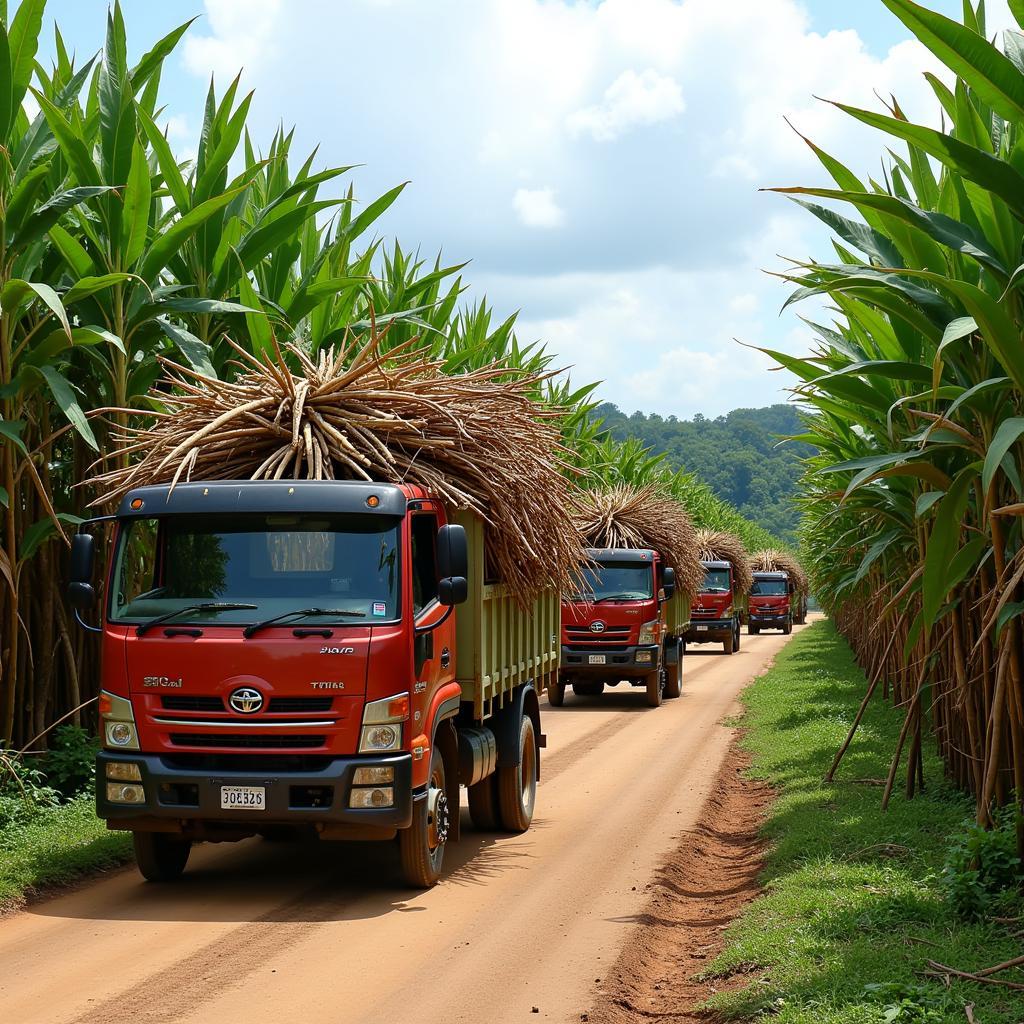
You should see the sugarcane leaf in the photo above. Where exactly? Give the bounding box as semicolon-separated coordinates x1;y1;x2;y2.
996;600;1024;635
129;16;196;93
922;469;974;628
122;139;152;268
33;365;97;450
788;198;904;267
19;513;84;561
0;20;13;145
63;273;135;306
31;89;100;187
853;530;900;585
8;0;43;115
236;269;273;357
0;419;27;455
882;0;1024;124
135;103;190;213
0;487;7;509
915;491;944;518
13;185;116;251
49;223;97;279
138;187;243;282
982;417;1024;492
343;182;407;242
24;325;125;366
157;319;217;379
150;297;256;315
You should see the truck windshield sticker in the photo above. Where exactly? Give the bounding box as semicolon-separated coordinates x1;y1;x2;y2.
372;602;387;617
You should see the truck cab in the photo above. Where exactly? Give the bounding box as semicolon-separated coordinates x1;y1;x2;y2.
68;479;552;888
684;559;742;655
555;548;684;708
748;570;794;634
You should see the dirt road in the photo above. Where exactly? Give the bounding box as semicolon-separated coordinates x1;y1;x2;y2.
0;625;806;1024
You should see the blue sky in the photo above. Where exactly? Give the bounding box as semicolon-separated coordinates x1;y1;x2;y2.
26;1;1015;417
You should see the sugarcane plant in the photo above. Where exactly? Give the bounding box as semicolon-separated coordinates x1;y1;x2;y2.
765;0;1024;839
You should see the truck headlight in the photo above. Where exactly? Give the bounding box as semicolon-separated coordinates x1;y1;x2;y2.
638;619;659;645
349;787;394;808
99;690;139;750
359;693;408;753
106;783;145;804
106;762;142;782
635;650;653;664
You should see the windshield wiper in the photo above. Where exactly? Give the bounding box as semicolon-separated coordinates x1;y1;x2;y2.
136;602;258;637
243;606;366;639
595;593;647;602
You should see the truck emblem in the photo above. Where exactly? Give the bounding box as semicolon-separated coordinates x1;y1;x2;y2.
229;687;264;714
142;676;183;688
320;646;355;655
590;621;606;633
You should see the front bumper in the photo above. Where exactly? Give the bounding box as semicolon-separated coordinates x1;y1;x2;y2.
750;611;790;625
685;618;733;641
96;750;413;829
560;643;658;675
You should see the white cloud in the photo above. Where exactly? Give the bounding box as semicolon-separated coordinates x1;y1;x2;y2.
513;187;566;229
568;69;685;142
178;0;964;418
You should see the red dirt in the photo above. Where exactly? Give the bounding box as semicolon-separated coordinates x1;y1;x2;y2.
588;740;774;1023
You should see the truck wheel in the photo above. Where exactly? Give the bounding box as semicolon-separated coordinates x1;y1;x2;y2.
497;714;538;833
645;667;664;707
399;746;449;888
749;624;760;635
467;773;499;831
133;831;191;882
548;678;566;707
572;680;604;697
724;630;735;655
783;617;792;636
664;643;682;699
734;623;741;651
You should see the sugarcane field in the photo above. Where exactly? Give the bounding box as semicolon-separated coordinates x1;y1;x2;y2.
2;1;1024;1022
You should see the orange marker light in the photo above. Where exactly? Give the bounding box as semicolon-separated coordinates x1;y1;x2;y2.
98;693;112;715
366;495;380;508
129;498;144;510
388;694;410;721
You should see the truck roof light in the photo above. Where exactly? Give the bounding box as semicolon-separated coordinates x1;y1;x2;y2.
130;498;144;510
366;495;380;508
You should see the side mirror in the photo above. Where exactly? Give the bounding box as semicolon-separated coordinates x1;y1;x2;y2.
437;524;468;580
438;576;468;606
67;533;97;611
661;566;676;600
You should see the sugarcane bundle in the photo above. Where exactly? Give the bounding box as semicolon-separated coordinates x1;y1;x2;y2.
87;332;587;605
695;528;753;595
572;484;704;597
750;548;808;596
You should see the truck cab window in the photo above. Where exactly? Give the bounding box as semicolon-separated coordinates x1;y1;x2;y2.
411;514;439;615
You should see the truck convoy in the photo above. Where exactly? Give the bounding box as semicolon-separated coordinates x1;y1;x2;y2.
683;530;753;655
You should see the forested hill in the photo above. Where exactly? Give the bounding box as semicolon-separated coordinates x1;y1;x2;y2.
593;403;814;543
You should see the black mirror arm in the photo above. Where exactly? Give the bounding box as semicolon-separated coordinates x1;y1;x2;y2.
415;603;455;636
74;608;103;634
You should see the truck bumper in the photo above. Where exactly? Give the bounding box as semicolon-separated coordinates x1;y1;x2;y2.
560;644;659;675
750;613;790;627
684;619;733;642
96;750;414;830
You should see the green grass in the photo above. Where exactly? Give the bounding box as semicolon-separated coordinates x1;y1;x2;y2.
0;795;131;911
707;620;1024;1024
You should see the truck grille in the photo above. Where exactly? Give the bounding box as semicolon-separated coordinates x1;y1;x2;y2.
161;696;334;713
168;733;327;749
565;626;631;646
161;753;333;772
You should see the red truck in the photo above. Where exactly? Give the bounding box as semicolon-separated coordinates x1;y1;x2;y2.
748;570;804;634
67;479;558;888
554;547;689;708
683;559;744;655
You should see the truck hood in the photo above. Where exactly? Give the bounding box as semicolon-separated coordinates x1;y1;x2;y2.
693;592;732;615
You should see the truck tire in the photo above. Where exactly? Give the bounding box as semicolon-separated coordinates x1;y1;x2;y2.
724;630;735;655
664;642;682;699
467;773;499;831
783;617;792;636
645;667;664;707
399;745;449;887
734;622;741;651
572;680;604;697
749;623;760;635
547;678;566;707
496;714;538;833
133;831;191;882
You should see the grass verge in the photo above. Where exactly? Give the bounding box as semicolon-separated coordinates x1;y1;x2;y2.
0;795;131;912
707;620;1023;1024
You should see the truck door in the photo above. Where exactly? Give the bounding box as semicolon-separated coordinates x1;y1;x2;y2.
410;509;458;763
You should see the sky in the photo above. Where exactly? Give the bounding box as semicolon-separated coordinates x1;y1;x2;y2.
30;0;1017;417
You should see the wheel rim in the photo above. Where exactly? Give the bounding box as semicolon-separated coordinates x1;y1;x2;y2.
426;762;448;853
520;722;537;818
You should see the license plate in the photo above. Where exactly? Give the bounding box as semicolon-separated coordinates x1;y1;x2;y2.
696;625;709;631
220;785;266;811
588;654;606;665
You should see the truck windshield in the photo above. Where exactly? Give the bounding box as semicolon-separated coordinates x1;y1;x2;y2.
701;568;731;593
751;579;788;596
574;561;654;602
110;512;401;626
